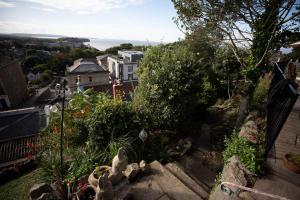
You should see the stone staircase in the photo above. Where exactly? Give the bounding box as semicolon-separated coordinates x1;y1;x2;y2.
130;160;214;200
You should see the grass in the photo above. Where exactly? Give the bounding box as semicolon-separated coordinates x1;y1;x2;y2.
0;168;45;200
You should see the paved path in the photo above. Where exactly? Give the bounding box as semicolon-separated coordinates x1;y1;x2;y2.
251;94;300;200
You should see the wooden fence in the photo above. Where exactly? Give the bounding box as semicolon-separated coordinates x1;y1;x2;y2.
0;134;42;164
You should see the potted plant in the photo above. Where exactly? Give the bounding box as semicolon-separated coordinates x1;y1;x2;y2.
283;153;300;174
88;166;111;187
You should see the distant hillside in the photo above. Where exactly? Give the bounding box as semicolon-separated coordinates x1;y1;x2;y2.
7;33;66;38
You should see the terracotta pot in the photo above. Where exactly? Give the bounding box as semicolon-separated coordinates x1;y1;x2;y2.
283;154;300;174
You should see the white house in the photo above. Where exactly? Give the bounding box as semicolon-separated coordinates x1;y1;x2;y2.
107;50;143;82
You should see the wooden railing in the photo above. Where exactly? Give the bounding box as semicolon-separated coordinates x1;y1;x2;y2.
0;134;42;164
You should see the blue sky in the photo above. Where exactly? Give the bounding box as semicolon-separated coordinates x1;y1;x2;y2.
0;0;184;42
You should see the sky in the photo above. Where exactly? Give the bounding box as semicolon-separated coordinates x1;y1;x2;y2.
0;0;184;42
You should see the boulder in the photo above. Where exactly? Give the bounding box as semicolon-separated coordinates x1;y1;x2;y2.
36;192;56;200
124;163;140;180
239;120;258;143
30;183;53;200
210;156;249;200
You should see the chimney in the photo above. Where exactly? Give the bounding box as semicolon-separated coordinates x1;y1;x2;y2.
113;83;123;100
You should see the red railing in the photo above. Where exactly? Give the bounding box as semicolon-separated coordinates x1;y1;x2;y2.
0;134;42;164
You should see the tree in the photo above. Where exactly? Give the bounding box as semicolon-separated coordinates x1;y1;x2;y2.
172;0;300;83
133;44;216;129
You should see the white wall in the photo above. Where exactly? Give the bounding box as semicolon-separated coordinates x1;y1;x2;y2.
123;63;138;81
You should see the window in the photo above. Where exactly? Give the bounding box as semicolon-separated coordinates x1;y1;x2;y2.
128;65;133;72
128;74;133;80
89;76;92;82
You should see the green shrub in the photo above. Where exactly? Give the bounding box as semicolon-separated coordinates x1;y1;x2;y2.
99;134;136;165
87;98;145;149
223;132;264;174
133;44;216;130
252;75;270;106
39;149;68;182
66;142;100;182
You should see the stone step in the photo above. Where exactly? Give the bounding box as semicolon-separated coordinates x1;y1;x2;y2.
165;162;209;200
149;160;203;200
179;152;217;190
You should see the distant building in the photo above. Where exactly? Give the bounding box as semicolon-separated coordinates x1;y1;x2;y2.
96;55;110;70
66;58;109;93
107;50;143;82
0;56;29;109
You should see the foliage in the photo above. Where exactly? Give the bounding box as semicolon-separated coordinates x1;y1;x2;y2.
172;0;300;85
99;134;136;165
0;169;45;200
223;132;264;174
252;74;271;107
22;56;44;72
39;149;68;182
66;142;100;182
143;131;175;164
87;96;145;149
133;44;216;129
211;46;243;98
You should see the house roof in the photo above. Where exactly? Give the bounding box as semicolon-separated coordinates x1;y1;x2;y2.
0;107;44;140
96;54;110;60
67;58;107;73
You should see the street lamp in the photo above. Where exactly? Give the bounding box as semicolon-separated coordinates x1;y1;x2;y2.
60;79;66;178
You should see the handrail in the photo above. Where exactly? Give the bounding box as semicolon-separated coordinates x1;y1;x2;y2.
220;182;291;200
271;61;299;95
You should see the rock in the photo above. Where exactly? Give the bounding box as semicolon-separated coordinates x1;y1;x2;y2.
238;191;256;200
36;192;56;200
50;182;65;199
114;185;132;200
109;148;127;185
95;173;113;200
210;156;249;200
89;166;111;187
139;160;146;168
239;120;259;143
221;156;248;187
139;160;150;174
124;163;140;180
30;183;53;200
166;137;192;157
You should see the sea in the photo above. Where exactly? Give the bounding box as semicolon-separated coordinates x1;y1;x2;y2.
85;38;160;51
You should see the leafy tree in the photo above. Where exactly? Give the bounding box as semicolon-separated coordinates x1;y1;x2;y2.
22;56;43;72
172;0;300;85
133;44;216;130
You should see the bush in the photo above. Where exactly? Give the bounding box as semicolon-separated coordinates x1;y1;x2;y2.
39;149;68;182
99;134;136;165
87;97;145;149
252;74;271;107
133;44;216;130
66;142;100;182
223;132;264;174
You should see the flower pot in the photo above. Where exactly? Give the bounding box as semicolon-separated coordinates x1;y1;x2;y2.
283;154;300;174
88;166;111;187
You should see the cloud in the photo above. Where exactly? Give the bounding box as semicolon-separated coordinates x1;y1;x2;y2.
0;1;16;8
30;6;55;12
26;0;144;15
